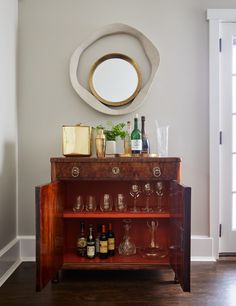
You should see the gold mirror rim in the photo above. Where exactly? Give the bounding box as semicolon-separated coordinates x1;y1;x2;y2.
88;53;142;107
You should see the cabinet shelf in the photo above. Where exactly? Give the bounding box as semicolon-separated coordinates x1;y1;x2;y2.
63;249;169;270
63;211;171;219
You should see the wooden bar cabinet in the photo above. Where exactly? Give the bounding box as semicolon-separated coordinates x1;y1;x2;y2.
35;157;191;292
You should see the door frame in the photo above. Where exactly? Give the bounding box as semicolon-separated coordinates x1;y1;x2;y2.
207;9;236;260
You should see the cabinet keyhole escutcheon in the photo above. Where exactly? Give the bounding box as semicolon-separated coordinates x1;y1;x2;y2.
153;166;161;178
71;166;80;177
112;166;120;175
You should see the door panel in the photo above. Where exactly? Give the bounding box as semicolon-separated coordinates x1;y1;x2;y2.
169;181;191;292
220;23;236;253
35;181;64;291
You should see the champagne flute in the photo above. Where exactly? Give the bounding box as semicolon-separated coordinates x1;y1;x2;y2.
142;182;153;212
129;183;141;212
155;182;164;212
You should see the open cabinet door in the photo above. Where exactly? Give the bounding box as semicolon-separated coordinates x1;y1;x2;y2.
35;181;64;291
169;181;191;292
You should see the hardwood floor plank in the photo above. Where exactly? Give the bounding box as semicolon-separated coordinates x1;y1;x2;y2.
0;262;236;306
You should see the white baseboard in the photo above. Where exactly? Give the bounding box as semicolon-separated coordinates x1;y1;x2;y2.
18;235;215;261
191;235;215;260
0;238;21;287
0;234;215;287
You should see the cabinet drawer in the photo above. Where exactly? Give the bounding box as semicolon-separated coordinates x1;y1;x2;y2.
51;158;180;181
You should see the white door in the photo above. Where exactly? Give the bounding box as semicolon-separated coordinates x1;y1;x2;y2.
220;23;236;253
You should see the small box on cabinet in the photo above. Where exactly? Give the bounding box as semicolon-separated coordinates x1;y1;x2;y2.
62;125;92;156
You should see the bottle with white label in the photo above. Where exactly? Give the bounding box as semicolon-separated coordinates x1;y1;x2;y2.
86;224;96;259
131;114;142;155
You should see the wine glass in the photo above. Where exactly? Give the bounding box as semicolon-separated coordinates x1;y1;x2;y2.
129;183;141;212
142;182;153;212
155;182;164;212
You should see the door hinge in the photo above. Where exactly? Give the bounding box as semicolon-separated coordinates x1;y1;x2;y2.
219;131;222;145
219;224;222;237
219;38;222;52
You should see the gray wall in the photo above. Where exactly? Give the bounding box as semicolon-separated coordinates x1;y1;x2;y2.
0;0;18;249
18;0;236;236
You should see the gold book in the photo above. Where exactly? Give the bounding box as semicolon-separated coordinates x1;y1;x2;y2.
62;125;92;156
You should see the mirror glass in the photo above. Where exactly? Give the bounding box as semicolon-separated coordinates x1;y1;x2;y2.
89;54;142;106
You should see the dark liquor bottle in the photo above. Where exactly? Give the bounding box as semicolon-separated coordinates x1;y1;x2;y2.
76;222;87;257
141;116;150;154
107;223;115;256
131;114;142;155
95;223;102;255
86;224;96;259
99;224;108;259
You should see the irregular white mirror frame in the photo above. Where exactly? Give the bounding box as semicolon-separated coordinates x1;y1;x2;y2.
70;23;160;116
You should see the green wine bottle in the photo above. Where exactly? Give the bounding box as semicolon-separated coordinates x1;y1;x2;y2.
131;114;142;155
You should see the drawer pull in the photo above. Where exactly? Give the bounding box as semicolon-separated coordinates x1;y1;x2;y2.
153;166;161;178
112;167;120;175
71;166;80;177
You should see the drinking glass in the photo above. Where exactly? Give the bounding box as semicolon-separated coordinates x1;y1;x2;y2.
155;182;164;212
129;183;141;212
100;194;113;211
142;182;153;212
85;195;97;212
155;124;169;157
73;195;84;212
115;193;127;212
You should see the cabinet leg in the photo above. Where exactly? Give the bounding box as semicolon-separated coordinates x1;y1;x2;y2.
52;271;61;284
174;273;179;284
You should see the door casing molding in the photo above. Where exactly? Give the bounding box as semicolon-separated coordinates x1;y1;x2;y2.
207;9;236;259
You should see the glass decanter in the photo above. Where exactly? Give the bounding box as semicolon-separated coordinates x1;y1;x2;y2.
142;182;153;212
141;220;160;257
129;183;141;212
118;219;136;256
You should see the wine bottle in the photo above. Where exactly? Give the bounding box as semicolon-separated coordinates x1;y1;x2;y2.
141;116;150;154
107;223;115;256
76;222;87;257
86;224;96;259
95;223;102;255
99;224;108;259
131;114;142;155
124;121;132;155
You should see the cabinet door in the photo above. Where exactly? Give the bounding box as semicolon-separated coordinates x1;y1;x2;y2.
169;181;191;292
35;181;64;291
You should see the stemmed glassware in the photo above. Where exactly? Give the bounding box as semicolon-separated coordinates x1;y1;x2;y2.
142;183;153;212
129;183;141;212
118;219;136;256
155;182;164;212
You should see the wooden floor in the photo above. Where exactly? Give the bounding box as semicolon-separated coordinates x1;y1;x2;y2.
0;261;236;306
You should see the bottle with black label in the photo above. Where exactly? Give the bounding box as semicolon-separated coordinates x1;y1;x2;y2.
99;224;108;259
141;116;150;154
131;114;142;155
95;223;102;255
86;224;96;259
76;221;87;257
107;223;115;256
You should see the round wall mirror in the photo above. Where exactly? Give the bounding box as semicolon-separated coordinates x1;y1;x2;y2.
88;53;142;107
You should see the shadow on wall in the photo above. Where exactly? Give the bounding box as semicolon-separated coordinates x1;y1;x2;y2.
0;141;17;250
